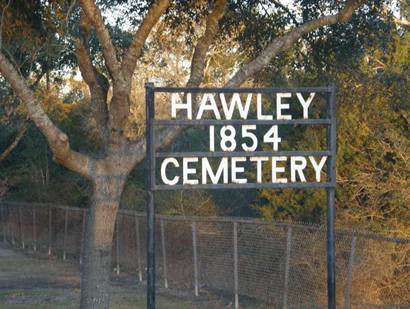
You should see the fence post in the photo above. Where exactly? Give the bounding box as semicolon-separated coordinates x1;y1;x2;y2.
11;207;15;246
19;207;25;249
160;219;168;288
115;217;120;275
344;236;357;309
48;206;52;256
282;226;292;309
192;221;199;296
1;206;6;243
233;222;239;309
32;205;37;251
63;209;68;260
80;209;86;264
135;215;143;282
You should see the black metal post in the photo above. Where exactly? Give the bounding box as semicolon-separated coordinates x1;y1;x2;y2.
326;86;337;309
233;222;239;309
146;82;156;309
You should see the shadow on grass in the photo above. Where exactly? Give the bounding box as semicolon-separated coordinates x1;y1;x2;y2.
0;246;216;309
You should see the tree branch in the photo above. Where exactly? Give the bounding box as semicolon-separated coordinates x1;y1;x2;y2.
128;0;364;164
75;13;109;145
121;0;171;81
338;0;365;23
186;0;226;88
270;0;299;26
0;0;11;49
0;69;47;161
0;120;29;162
0;51;93;179
78;0;121;80
128;0;227;161
226;0;364;87
394;17;410;27
31;69;45;88
107;0;171;139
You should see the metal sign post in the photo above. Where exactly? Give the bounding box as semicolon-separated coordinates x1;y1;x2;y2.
145;83;156;309
145;84;337;309
327;86;337;309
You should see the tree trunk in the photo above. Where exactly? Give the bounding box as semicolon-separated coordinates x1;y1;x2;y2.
80;174;125;309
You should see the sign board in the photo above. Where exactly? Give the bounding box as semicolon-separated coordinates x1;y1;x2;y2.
145;85;337;309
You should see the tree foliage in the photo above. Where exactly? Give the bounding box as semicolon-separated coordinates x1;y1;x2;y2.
254;21;410;237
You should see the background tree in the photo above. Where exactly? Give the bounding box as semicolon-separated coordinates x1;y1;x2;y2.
254;2;409;237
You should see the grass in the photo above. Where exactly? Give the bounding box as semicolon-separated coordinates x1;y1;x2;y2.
0;288;195;309
0;248;200;308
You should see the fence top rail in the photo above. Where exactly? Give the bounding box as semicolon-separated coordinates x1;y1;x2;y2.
119;207;322;228
1;201;410;244
0;201;85;212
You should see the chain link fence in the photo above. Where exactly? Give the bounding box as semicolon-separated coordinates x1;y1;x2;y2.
0;201;409;308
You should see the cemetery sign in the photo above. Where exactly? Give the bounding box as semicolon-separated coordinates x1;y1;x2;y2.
145;84;337;309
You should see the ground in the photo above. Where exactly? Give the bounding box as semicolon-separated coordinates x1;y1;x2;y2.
0;246;232;308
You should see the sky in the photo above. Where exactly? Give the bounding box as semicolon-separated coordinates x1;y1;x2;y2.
101;0;404;36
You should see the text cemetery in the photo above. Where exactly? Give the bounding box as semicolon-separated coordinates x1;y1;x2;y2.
160;91;328;186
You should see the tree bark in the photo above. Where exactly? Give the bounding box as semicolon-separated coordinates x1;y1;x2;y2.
80;174;126;309
0;51;92;179
75;15;110;146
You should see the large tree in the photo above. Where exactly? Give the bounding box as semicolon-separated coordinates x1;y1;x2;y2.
0;0;377;307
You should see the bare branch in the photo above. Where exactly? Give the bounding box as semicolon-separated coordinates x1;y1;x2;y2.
187;0;226;88
0;70;45;162
0;51;93;179
226;0;364;87
381;0;410;27
121;0;171;81
107;0;171;138
128;0;227;161
31;70;45;88
0;0;11;49
270;0;299;26
338;0;365;23
394;18;410;27
66;0;78;30
75;13;109;144
0;120;29;162
78;0;121;80
76;13;95;84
